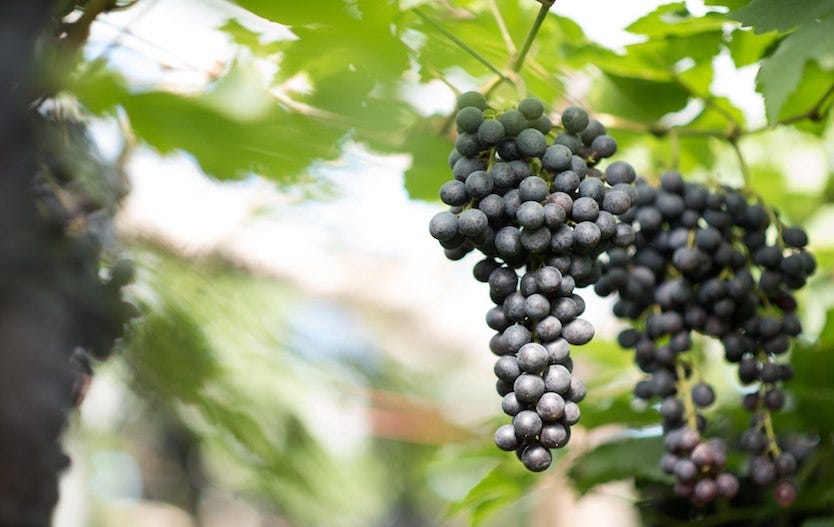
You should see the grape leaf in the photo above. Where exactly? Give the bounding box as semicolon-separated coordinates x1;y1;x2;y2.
705;0;749;8
589;74;689;122
568;436;668;494
447;457;539;526
730;0;834;33
72;68;344;182
726;28;781;67
754;13;834;121
627;2;727;37
686;96;746;131
790;309;834;436
218;18;287;57
232;0;351;27
403;132;454;201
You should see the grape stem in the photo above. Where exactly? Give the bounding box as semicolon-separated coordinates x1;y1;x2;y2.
675;361;699;431
512;0;554;73
728;139;751;188
762;407;782;457
482;0;554;98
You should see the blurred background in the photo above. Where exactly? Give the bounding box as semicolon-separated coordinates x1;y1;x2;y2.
46;0;834;526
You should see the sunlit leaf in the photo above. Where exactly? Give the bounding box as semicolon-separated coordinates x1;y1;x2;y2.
589;73;689;123
403;131;454;201
726;28;781;67
569;436;668;494
448;457;539;526
218;18;289;57
754;12;834;121
730;0;834;33
627;2;727;37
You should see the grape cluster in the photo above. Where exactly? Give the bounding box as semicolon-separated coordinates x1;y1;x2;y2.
430;91;637;470
598;173;814;505
0;13;136;519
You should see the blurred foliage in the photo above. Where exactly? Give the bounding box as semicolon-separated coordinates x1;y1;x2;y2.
59;0;834;526
119;247;466;526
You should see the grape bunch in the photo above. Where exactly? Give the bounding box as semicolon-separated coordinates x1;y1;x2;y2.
429;91;637;470
597;173;815;505
0;26;136;522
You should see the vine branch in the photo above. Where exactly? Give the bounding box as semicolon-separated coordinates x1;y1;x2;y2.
729;139;751;189
487;0;516;57
512;0;554;73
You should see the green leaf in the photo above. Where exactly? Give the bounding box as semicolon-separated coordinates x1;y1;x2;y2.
448;457;539;526
791;309;834;436
730;0;834;33
409;4;513;83
678;136;718;173
233;0;353;27
580;30;723;90
705;0;750;9
218;18;287;56
125;91;342;181
726;28;781;67
241;0;408;87
589;73;690;122
403;132;454;201
201;61;276;121
127;301;218;401
686;96;746;131
755;11;834;121
774;61;834;133
571;45;673;82
627;2;727;37
803;518;834;527
578;396;659;429
568;435;668;494
72;68;345;182
676;59;714;95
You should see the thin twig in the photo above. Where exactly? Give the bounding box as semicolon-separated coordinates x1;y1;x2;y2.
412;7;510;81
511;0;554;73
487;0;516;56
746;81;834;135
729;139;752;188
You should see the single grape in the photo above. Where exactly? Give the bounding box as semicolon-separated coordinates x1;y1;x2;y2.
540;422;570;448
477;119;505;147
536;392;566;421
457;91;488;111
514;374;546;403
518;98;545;120
518;342;549;373
542;144;573;172
498;109;527;137
561;106;590;135
513;409;543;439
516;128;547;158
429;211;458;241
520;443;552;471
456;106;484;133
494;424;520;451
